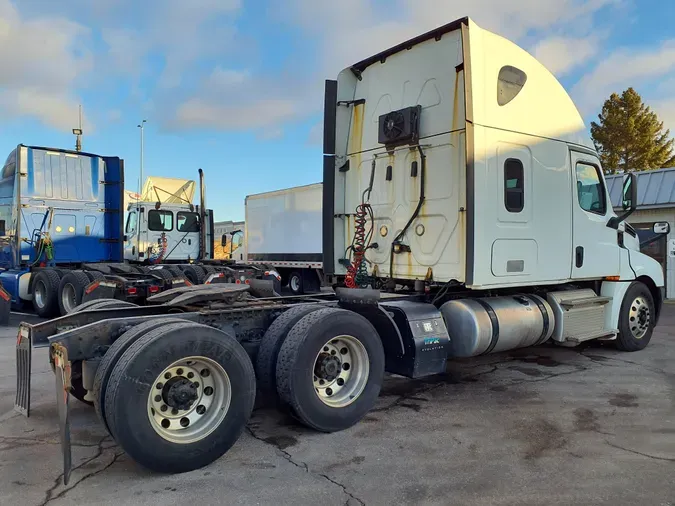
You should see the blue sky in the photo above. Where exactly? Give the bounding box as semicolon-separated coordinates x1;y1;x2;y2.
1;0;674;221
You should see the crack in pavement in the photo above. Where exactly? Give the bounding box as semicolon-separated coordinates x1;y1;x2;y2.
247;426;366;505
605;441;675;462
38;435;121;506
579;350;668;375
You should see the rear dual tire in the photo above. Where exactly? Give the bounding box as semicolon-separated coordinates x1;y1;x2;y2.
275;308;385;432
99;321;255;473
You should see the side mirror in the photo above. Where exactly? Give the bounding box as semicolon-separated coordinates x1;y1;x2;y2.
221;234;227;247
621;173;638;212
653;222;670;235
608;172;638;229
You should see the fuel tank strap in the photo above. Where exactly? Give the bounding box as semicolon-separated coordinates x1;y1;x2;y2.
521;295;551;345
472;298;499;355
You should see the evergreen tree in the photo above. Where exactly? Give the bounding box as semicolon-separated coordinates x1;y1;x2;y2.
590;87;675;174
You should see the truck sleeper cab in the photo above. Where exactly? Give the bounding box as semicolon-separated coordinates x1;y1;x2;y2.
13;17;669;484
0;145;177;318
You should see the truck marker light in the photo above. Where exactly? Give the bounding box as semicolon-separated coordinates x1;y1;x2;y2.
0;288;10;302
605;276;620;281
84;282;100;295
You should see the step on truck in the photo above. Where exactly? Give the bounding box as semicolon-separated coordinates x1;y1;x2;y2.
245;183;324;295
15;17;670;483
0;146;184;319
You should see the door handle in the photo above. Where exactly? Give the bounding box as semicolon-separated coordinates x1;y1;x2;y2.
575;246;584;268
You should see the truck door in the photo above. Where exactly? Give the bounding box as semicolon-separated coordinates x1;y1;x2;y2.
124;209;139;261
145;209;173;261
570;151;620;279
174;211;201;260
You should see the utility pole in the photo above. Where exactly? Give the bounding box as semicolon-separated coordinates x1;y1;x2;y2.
72;105;83;152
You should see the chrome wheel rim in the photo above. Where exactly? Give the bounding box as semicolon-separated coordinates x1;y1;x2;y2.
147;356;231;443
290;276;300;292
34;280;47;308
62;283;77;313
629;296;650;339
313;335;369;408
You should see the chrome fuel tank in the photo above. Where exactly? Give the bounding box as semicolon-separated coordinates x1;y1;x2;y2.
440;295;554;358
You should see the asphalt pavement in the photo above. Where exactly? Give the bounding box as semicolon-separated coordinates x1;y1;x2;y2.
1;308;674;505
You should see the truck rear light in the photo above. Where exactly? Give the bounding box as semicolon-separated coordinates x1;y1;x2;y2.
127;287;138;296
85;281;100;295
148;285;160;294
235;279;241;284
245;279;250;284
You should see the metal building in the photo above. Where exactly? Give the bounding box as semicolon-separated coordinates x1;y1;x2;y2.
606;168;675;299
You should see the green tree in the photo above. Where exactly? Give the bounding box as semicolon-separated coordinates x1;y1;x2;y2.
590;87;675;174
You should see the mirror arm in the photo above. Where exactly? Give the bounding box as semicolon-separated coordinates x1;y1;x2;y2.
607;206;636;230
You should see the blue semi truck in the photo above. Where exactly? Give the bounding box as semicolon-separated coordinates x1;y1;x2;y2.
0;145;279;319
0;145;184;318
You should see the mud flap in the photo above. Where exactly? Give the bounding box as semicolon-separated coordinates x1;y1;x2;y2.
14;326;31;416
0;285;10;325
82;280;119;304
52;344;73;486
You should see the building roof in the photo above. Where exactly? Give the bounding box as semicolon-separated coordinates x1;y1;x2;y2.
606;167;675;209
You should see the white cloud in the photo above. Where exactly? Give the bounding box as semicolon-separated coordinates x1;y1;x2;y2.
571;40;675;114
175;97;298;130
533;36;600;76
0;0;92;130
652;99;675;138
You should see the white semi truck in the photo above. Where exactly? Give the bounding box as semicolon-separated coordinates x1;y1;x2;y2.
245;183;323;294
15;17;669;483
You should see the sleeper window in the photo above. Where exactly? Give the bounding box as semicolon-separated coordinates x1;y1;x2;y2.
575;163;606;215
177;212;200;232
498;66;527;106
147;210;173;231
504;159;524;213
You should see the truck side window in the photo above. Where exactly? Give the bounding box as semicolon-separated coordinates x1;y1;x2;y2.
504;158;524;213
125;211;137;234
575;162;606;215
148;210;173;231
177;212;200;232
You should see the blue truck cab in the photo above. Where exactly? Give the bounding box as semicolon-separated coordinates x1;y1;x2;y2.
0;145;125;315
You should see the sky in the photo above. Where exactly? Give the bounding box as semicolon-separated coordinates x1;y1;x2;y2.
1;0;674;222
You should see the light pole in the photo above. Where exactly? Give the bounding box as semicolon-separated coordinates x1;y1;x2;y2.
137;120;147;200
137;119;146;260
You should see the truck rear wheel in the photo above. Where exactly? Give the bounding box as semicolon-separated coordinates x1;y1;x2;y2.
104;322;255;473
182;265;206;285
616;281;656;352
151;268;174;282
32;269;62;318
167;266;184;278
275;308;384;432
256;304;323;402
58;270;92;315
288;271;304;295
93;318;187;432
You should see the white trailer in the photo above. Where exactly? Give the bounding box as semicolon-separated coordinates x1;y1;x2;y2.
245;183;323;294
